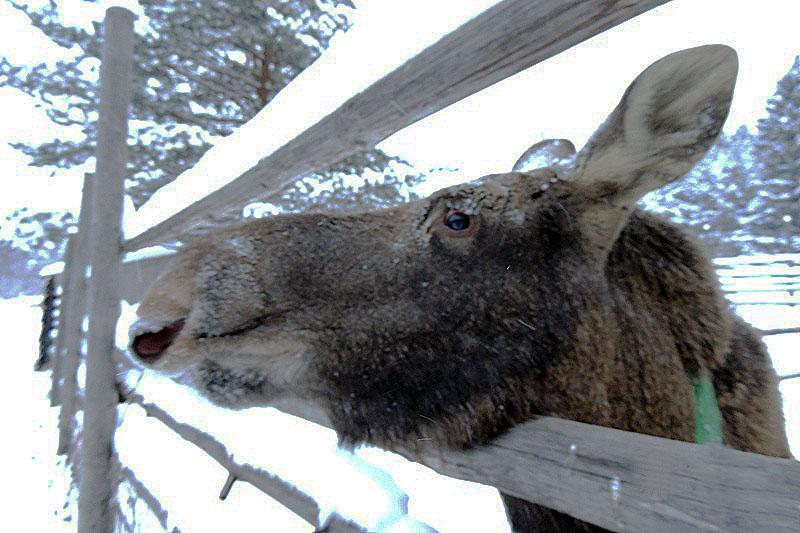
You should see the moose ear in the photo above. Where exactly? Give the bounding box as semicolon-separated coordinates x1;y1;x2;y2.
573;44;738;260
512;139;576;172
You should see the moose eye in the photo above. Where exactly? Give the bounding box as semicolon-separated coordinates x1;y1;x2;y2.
435;209;478;238
445;211;470;231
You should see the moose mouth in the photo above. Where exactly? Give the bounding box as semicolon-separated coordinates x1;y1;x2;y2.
131;315;273;362
131;319;185;362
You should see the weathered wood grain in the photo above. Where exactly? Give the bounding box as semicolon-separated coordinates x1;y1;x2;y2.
271;400;800;533
122;0;670;252
78;8;135;533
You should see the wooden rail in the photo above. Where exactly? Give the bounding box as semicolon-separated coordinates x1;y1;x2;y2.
122;0;670;252
268;398;800;533
118;466;171;531
761;327;800;336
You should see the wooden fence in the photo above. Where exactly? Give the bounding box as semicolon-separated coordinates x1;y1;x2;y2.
42;2;800;532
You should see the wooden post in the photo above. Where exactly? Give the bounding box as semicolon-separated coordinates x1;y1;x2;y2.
78;8;135;533
56;174;94;455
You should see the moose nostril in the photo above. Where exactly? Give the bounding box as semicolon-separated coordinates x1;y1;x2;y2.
132;320;185;362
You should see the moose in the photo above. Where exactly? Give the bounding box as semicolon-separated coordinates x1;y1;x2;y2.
129;45;791;531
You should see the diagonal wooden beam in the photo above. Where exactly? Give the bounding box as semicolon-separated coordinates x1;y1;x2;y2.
123;0;671;252
269;398;800;533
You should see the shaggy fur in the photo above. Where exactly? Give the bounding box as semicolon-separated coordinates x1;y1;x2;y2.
129;45;790;532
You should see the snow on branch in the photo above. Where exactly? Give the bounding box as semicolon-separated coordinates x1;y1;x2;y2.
118;465;171;530
118;387;364;533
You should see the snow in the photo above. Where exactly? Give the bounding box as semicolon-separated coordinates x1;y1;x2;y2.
123;0;504;239
10;249;800;530
1;296;76;531
114;302;508;532
121;245;176;263
36;244;176;282
609;476;621;503
122;1;800;240
40;262;65;276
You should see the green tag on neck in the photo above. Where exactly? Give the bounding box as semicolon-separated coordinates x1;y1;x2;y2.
689;367;724;445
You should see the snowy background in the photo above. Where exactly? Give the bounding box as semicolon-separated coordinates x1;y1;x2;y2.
1;0;798;531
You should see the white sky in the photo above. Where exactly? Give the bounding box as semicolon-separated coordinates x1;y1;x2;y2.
1;0;799;237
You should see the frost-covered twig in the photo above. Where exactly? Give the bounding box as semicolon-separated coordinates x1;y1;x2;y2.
118;386;363;532
118;465;171;530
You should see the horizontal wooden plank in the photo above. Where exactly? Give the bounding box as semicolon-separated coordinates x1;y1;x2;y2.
719;271;800;279
728;301;800;306
761;327;800;336
122;0;670;252
723;285;800;297
714;255;800;266
723;287;800;293
271;399;800;533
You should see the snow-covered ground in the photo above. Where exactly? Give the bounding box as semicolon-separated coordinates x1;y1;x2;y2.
2;296;76;532
7;255;799;531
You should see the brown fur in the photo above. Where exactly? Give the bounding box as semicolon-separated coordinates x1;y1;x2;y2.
129;46;790;532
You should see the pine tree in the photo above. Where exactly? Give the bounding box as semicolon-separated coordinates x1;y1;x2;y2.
645;58;800;258
0;209;75;297
752;55;800;252
0;240;40;297
642;127;760;257
0;0;424;295
1;0;420;208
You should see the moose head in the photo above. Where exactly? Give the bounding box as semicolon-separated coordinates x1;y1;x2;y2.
130;45;742;450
